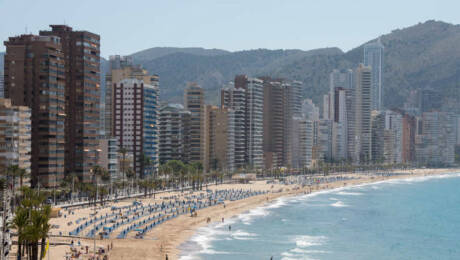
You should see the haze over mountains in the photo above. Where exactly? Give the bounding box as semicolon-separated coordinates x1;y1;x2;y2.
2;20;460;108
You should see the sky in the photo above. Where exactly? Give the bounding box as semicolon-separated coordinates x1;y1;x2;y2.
1;0;460;58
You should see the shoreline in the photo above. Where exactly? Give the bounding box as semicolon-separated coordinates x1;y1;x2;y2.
42;168;460;260
171;168;460;260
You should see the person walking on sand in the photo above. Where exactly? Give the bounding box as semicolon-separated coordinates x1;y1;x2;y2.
229;225;231;231
222;217;224;223
166;254;169;260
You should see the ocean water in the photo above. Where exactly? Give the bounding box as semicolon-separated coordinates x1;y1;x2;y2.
179;172;460;260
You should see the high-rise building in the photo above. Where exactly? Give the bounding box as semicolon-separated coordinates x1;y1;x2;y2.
222;76;264;170
415;112;456;166
158;104;191;165
143;76;160;175
204;105;235;172
344;88;356;161
354;64;372;163
371;111;385;163
363;39;384;111
291;116;313;169
329;69;353;120
234;75;264;169
262;79;289;168
40;25;101;183
112;78;159;178
105;55;155;136
4;34;65;187
384;110;403;163
184;83;205;166
401;113;416;163
221;83;246;169
0;70;4;98
316;119;333;162
261;77;303;168
0;98;31;179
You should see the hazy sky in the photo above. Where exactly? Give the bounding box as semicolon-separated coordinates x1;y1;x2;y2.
1;0;459;58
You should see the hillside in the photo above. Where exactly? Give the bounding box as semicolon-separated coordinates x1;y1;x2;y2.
133;47;343;104
129;20;460;107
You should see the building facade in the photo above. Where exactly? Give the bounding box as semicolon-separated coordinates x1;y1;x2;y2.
415;112;456;166
354;64;372;163
158;104;191;165
184;83;205;166
4;34;65;187
0;98;31;177
40;25;101;183
112;78;159;178
363;39;384;111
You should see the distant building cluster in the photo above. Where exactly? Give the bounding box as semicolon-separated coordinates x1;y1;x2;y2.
0;27;459;189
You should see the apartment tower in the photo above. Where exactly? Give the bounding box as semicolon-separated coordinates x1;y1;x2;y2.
354;64;372;163
40;25;101;183
184;83;205;165
4;34;65;187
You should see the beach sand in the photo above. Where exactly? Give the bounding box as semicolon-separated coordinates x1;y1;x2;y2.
31;168;459;260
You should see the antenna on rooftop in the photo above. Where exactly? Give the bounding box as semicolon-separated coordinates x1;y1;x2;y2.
25;26;28;34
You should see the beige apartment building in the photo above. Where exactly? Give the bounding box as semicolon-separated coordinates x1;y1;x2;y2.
0;98;31;179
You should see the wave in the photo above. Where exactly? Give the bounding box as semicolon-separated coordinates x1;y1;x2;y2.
231;230;258;240
331;201;348;207
280;235;328;260
294;235;327;248
179;224;230;259
336;191;363;196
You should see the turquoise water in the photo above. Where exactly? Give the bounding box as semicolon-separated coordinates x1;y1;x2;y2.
179;172;460;260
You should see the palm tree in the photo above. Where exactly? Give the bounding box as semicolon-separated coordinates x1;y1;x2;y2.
17;167;28;190
142;154;153;180
12;208;28;259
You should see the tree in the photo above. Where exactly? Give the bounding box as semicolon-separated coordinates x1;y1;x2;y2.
12;187;51;260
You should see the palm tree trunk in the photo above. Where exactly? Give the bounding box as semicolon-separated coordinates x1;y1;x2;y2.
18;239;22;260
32;241;38;260
40;238;46;260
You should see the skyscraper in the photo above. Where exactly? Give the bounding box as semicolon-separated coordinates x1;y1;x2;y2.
354;64;372;163
364;39;384;111
235;75;264;169
105;55;154;136
184;83;205;165
415;112;456;166
222;76;264;170
158;104;191;165
4;34;65;187
221;83;246;169
40;25;101;183
204;105;235;172
112;78;159;178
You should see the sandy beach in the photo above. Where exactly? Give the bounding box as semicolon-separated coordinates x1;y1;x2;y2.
26;168;460;260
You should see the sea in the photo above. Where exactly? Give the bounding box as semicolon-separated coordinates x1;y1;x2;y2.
179;172;460;260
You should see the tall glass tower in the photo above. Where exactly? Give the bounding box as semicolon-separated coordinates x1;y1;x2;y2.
364;39;384;111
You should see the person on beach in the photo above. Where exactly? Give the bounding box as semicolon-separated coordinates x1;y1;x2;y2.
229;225;231;231
222;217;224;223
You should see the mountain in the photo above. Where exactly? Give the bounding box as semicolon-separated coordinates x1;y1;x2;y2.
129;20;460;108
131;47;342;104
130;47;230;65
